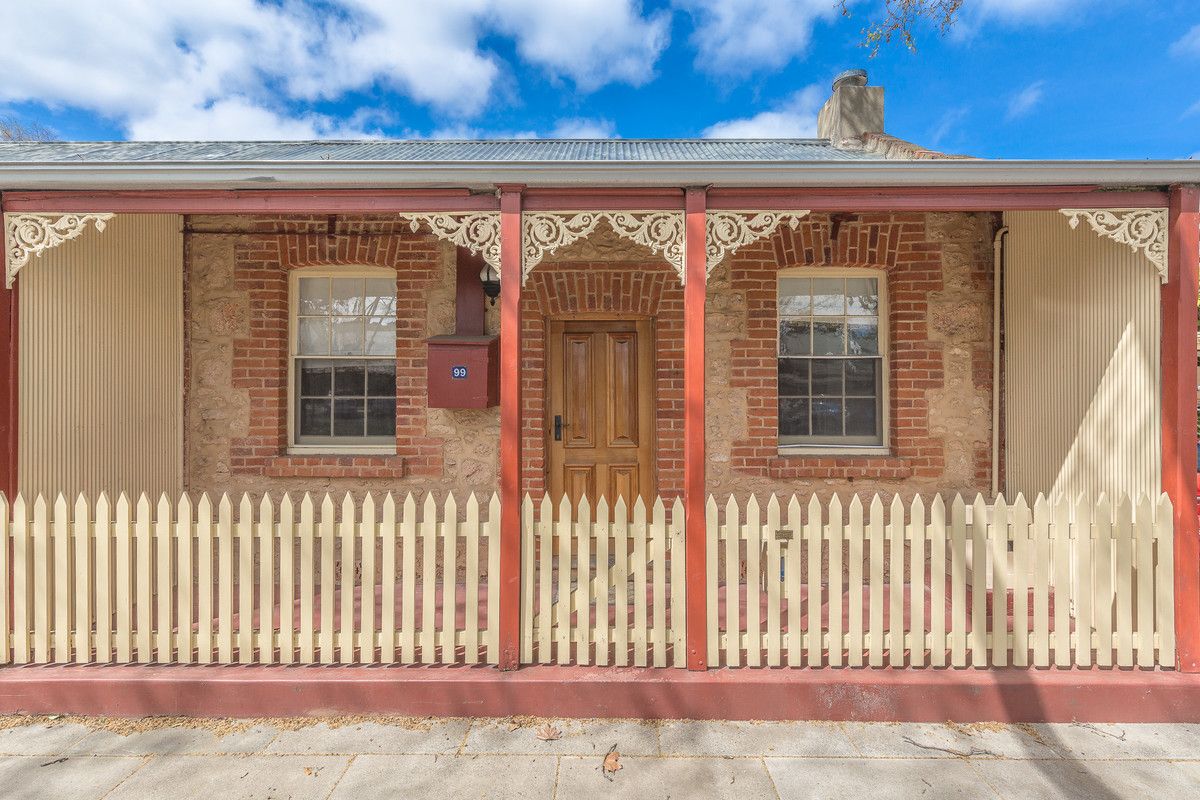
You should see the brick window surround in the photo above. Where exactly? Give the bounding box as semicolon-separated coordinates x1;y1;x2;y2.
726;212;990;484
228;217;444;480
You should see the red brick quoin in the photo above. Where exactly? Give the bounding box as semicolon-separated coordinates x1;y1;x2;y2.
520;261;684;499
228;216;444;480
725;212;990;485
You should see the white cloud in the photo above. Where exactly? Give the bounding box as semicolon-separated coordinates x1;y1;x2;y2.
0;0;664;139
1005;81;1045;121
1183;99;1200;119
490;0;669;90
675;0;843;74
928;106;970;147
702;86;822;138
548;117;618;138
429;117;617;140
1170;24;1200;58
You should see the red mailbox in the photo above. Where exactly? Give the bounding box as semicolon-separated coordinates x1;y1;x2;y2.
426;334;499;408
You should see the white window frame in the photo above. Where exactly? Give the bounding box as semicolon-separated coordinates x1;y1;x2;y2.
287;265;398;456
776;266;891;457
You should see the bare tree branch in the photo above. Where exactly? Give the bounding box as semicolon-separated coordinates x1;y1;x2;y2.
839;0;965;56
0;116;58;142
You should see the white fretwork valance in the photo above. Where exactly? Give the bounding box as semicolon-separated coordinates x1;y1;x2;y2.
705;211;811;276
1059;208;1169;282
396;212;502;273
522;211;686;284
4;212;115;287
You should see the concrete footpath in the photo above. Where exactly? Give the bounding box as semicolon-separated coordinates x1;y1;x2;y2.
0;715;1197;799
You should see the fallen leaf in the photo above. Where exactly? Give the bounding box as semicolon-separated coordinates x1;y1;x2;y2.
535;723;562;742
601;744;622;780
303;767;315;777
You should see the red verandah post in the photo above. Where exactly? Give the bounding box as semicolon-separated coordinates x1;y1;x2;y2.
0;194;15;500
684;187;708;670
1166;185;1200;672
497;185;524;670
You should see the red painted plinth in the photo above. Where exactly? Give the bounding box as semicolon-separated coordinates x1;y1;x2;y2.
1;664;1198;723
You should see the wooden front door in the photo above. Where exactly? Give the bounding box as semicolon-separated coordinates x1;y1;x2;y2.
547;318;656;504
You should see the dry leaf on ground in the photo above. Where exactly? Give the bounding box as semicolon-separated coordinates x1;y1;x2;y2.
601;744;621;780
535;723;563;741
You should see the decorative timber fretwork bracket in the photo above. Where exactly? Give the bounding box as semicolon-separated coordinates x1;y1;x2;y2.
705;211;811;277
396;212;502;274
4;212;115;288
1059;208;1169;283
522;211;686;284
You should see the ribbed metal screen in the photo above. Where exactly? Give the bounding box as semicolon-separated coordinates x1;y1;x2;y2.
17;214;183;499
1003;211;1161;500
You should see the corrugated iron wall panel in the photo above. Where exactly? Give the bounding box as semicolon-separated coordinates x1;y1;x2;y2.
1003;211;1161;500
18;214;183;499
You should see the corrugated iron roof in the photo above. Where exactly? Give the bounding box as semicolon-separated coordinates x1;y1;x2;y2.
0;139;881;163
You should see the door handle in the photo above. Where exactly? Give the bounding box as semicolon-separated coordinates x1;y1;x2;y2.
554;415;563;441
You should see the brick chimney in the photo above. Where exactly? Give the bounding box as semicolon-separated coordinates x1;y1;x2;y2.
817;69;884;146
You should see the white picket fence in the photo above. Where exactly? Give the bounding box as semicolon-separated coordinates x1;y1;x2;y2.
0;492;501;665
707;493;1175;669
0;490;1177;669
519;495;687;668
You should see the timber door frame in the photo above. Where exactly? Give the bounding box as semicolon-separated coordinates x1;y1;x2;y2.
545;315;657;504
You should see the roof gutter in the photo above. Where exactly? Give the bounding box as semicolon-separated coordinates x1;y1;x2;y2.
0;159;1197;191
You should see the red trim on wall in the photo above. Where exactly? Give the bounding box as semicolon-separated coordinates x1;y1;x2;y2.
5;664;1200;722
497;186;524;670
522;188;685;211
2;189;499;214
683;187;707;670
1165;186;1200;672
707;187;1167;212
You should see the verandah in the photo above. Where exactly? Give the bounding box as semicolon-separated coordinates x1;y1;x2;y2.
0;489;1175;670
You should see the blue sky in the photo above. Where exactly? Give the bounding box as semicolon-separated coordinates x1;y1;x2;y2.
1;0;1198;159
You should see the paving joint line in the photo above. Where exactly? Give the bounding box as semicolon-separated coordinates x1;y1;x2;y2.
95;753;153;800
321;753;357;800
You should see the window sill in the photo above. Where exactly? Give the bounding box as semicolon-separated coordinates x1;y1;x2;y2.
287;445;398;457
264;454;406;479
777;446;891;458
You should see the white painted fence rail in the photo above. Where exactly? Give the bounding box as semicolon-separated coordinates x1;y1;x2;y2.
0;491;1176;669
0;492;501;665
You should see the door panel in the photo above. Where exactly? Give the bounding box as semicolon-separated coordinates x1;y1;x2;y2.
606;332;639;448
548;319;655;505
563;334;596;448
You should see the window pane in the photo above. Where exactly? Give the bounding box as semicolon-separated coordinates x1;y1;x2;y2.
779;397;809;437
330;277;365;315
778;277;811;316
845;398;878;437
811;399;843;436
298;398;331;436
812;321;844;356
844;359;878;396
367;398;397;437
846;278;879;315
298;362;332;397
777;358;808;396
333;399;365;437
298;277;329;314
811;278;845;315
779;320;811;356
364;278;397;316
367;362;396;397
848;318;879;355
333;364;366;396
330;316;365;356
297;317;330;355
364;316;396;356
811;360;842;396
